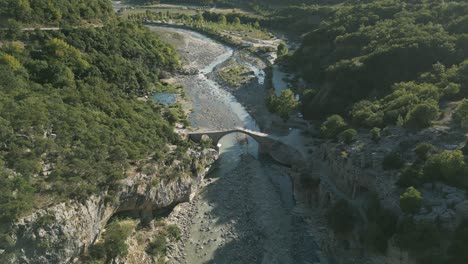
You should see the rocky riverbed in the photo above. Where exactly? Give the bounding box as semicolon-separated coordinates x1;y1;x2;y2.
150;25;322;264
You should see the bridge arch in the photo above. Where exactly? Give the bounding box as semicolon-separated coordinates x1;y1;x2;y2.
187;128;305;168
188;128;270;147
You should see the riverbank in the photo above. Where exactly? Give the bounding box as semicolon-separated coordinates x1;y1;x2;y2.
150;25;324;263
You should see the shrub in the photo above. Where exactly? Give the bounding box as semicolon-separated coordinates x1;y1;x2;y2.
103;221;134;259
277;42;289;57
382;152;404;170
326;199;355;234
400;187;422;214
267;89;299;120
339;128;357;144
320;115;347;139
166;225;181;241
397;164;423;188
0;233;15;249
200;136;213;149
351;100;384;127
414;143;435;160
89;243;107;260
164;108;179;124
461;141;468;155
423;150;466;187
443;83;460;98
404;101;439;129
370;127;381;142
454;99;468;128
146;234;167;256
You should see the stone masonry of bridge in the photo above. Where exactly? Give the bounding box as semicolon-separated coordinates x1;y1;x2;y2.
187;128;305;168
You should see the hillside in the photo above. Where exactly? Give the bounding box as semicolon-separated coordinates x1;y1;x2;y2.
0;2;212;263
0;0;114;26
289;0;468;120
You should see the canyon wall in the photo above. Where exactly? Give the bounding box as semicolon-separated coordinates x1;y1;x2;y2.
3;148;218;264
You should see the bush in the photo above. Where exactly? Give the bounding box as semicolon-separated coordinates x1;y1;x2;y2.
146;235;167;256
339;128;357;144
400;187;422;214
166;225;181;241
370;127;381;142
454;99;468;122
404;102;439;129
351;100;384;127
423;150;466;187
89;243;107;260
414;143;435;160
103;221;134;259
382;152;404;170
443;83;460;98
397;164;423;188
267;89;299;120
461;141;468;155
326;199;355;234
0;233;15;249
320;115;347;139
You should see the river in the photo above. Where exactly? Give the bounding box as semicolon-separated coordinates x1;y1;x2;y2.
144;26;319;264
109;1;317;260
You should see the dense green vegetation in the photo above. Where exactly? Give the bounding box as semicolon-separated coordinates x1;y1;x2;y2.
219;65;252;87
127;10;269;41
399;187;422;214
290;0;468;123
266;89;299;120
0;0;114;26
0;17;188;243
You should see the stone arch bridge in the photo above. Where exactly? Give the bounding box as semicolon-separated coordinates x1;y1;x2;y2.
187;128;305;168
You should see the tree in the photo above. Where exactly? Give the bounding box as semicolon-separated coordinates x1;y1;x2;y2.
5;19;22;38
219;15;227;26
195;11;204;24
351;100;384;127
103;221;133;258
454;99;468;129
404;101;439;129
320;115;347;139
0;54;21;71
253;21;260;28
400;187;422;214
443;83;460;99
233;17;241;26
277;42;288;57
340;128;357;144
397;164;423;188
414;143;435;160
370;127;381;142
423;150;466;187
276;89;298;120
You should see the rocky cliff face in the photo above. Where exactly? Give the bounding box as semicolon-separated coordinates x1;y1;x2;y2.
296;126;468;264
3;148;218;264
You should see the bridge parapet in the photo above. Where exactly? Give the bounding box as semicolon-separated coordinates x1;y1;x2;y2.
187;128;304;168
